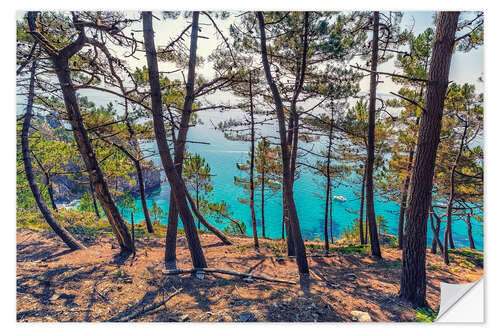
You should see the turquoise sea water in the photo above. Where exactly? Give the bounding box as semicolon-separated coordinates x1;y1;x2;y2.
126;110;483;251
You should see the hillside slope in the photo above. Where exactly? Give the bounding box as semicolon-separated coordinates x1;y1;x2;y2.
16;229;483;322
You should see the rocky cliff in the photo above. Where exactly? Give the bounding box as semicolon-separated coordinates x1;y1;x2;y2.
52;163;162;204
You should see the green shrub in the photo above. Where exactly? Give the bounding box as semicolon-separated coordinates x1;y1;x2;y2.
415;307;438;322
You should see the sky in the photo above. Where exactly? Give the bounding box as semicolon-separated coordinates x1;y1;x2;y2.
139;11;485;97
15;11;484;108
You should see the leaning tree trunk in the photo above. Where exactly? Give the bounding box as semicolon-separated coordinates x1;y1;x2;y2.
89;181;100;218
21;58;85;251
400;11;459;307
26;12;132;251
258;12;309;276
31;152;58;211
163;11;201;264
430;211;444;254
143;11;207;269
365;11;382;258
134;160;154;233
53;57;134;253
162;12;229;265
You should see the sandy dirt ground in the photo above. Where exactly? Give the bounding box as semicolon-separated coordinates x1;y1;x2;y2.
16;229;483;322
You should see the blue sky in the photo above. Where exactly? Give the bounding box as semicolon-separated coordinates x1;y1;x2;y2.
15;11;484;105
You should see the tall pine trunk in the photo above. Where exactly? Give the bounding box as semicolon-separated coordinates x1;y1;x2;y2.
21;58;85;251
329;186;334;244
400;11;459;307
444;114;469;264
53;59;134;252
135;160;154;233
465;214;476;250
397;147;415;250
359;162;367;245
249;71;259;248
365;11;382;258
143;11;207;269
27;11;133;252
261;168;266;238
257;12;309;276
324;117;333;253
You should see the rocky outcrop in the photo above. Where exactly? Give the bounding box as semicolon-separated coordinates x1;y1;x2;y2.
52;163;162;204
121;164;162;194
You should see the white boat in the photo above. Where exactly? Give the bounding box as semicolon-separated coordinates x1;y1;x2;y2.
333;195;347;202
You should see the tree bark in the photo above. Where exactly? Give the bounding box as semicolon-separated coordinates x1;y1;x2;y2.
249;71;259;248
135;160;154;233
430;212;444;254
31;151;58;211
365;11;382;258
399;11;459;307
465;214;476;250
143;11;207;269
324;117;333;253
283;195;295;256
329;185;334;244
397;146;415;250
53;58;134;252
89;181;100;218
21;58;85;251
257;12;309;276
27;11;133;252
46;176;57;211
261;167;266;238
164;194;179;265
359;162;367;245
444;115;468;264
183;187;232;245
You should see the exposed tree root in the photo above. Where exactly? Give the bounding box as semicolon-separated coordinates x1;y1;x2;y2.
162;268;296;285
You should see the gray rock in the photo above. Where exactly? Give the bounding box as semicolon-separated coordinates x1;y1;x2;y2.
351;310;372;322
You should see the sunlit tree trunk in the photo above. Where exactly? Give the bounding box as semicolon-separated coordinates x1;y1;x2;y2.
143;11;207;269
257;12;309;276
430;210;444;254
324;117;333;253
465;214;476;250
444;114;469;265
134;160;153;233
261;167;266;238
21;57;84;251
400;11;459;306
359;162;367;245
249;71;259;248
366;11;382;258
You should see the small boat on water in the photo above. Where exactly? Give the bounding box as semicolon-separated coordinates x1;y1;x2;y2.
333;195;347;202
